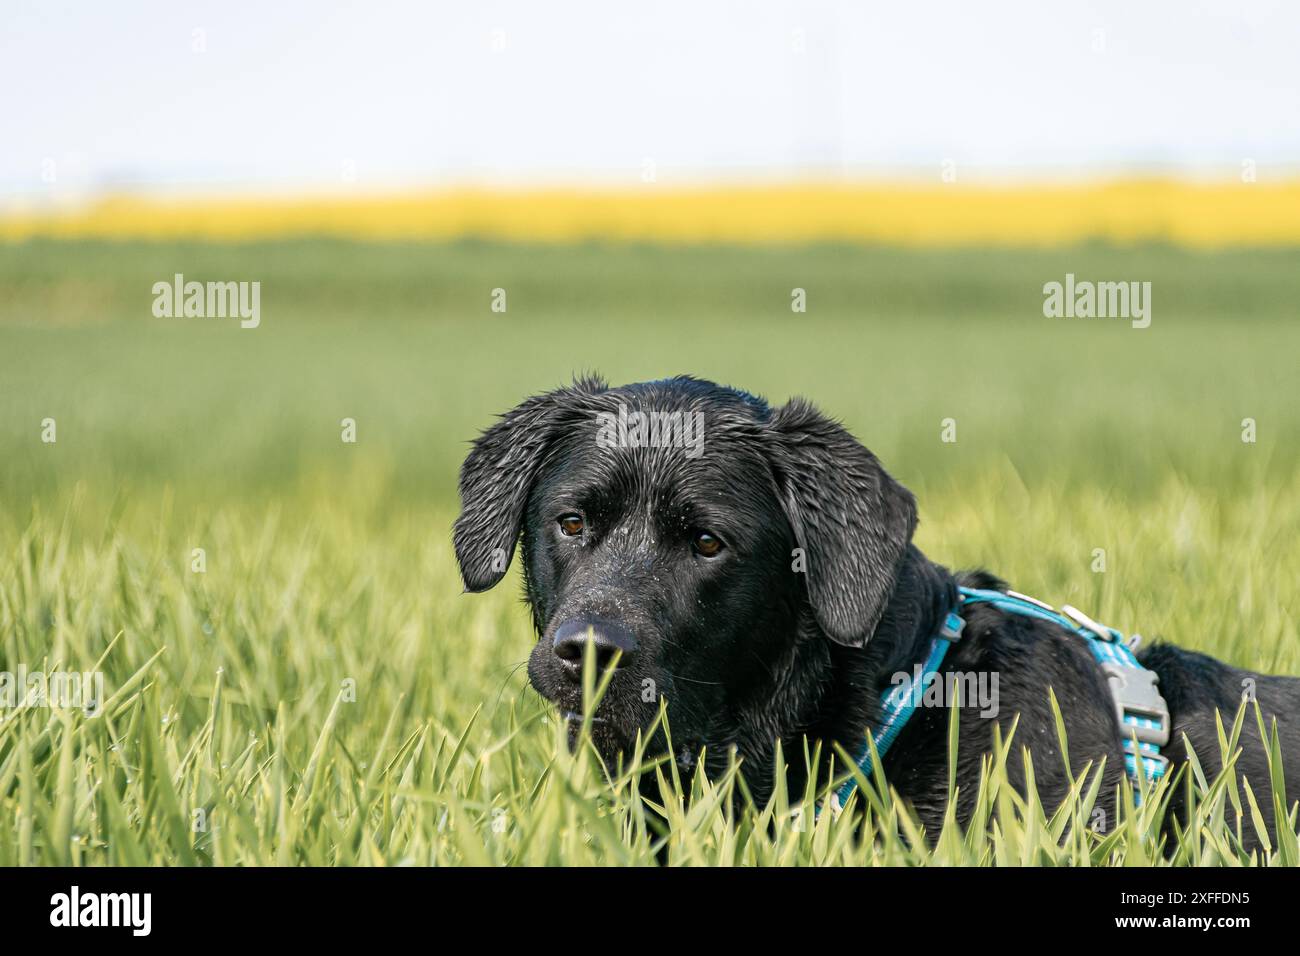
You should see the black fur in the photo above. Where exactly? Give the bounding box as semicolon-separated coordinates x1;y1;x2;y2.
454;376;1299;850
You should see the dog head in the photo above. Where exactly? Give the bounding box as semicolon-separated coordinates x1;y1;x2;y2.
453;376;917;765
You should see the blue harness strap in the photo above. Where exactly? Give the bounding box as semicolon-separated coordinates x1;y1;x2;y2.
833;611;964;809
833;586;1170;810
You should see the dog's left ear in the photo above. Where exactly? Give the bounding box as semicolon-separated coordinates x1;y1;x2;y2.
764;398;918;647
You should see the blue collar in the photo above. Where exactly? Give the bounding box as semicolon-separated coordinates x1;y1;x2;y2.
833;586;1170;810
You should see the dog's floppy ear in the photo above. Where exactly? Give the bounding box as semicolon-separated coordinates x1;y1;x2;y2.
765;398;917;647
453;376;606;592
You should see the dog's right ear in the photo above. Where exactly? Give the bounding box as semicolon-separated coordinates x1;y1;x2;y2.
453;377;606;592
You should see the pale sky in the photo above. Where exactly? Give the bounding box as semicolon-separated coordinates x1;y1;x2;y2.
2;0;1298;203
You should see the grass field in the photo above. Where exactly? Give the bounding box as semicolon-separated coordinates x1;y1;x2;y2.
1;238;1298;865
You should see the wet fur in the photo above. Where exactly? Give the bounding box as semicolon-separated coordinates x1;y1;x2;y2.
455;375;1299;850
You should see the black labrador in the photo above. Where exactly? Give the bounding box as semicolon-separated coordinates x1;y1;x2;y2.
454;375;1299;847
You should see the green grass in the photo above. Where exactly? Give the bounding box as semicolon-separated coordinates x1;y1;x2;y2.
1;239;1297;865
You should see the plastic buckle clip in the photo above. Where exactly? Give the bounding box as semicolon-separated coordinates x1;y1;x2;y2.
939;611;965;642
1102;663;1171;748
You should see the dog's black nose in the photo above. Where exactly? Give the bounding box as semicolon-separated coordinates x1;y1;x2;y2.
552;618;638;676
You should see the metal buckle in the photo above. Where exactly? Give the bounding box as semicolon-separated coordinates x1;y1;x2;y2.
1102;663;1171;748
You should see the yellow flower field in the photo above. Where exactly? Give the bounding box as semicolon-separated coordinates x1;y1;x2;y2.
4;179;1300;246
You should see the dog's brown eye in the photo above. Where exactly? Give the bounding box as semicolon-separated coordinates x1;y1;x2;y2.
558;514;585;536
693;531;724;557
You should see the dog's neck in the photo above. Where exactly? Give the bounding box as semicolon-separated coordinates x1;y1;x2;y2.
709;545;957;802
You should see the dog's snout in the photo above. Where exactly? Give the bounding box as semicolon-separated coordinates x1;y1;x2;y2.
552;618;639;676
